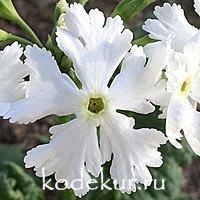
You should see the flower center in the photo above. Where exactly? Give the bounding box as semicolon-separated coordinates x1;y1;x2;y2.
181;80;188;92
87;97;104;114
180;77;191;96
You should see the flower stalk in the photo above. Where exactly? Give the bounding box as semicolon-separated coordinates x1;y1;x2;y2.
0;0;42;47
0;30;33;46
14;16;43;47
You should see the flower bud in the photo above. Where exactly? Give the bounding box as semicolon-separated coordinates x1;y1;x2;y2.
56;13;66;27
0;0;20;21
0;30;10;42
53;0;68;23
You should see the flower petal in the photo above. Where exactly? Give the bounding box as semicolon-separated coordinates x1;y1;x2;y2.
4;45;80;124
0;102;10;115
0;42;29;115
143;3;198;51
194;0;200;16
110;40;170;114
166;42;200;100
191;71;200;102
109;45;154;113
100;111;167;193
56;3;133;92
166;95;185;148
64;3;105;44
184;42;200;102
182;101;200;155
24;117;102;197
183;42;200;73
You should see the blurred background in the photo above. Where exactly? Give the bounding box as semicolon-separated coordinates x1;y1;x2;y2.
0;0;200;200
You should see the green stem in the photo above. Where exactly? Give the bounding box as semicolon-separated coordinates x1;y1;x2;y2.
8;34;33;46
15;16;43;47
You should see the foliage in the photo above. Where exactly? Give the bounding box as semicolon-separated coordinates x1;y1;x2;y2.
111;0;155;21
0;162;45;200
0;144;23;171
0;145;44;200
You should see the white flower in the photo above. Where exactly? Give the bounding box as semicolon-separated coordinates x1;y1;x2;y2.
165;42;200;155
143;36;173;119
142;1;200;155
143;2;199;52
0;42;29;115
4;3;167;197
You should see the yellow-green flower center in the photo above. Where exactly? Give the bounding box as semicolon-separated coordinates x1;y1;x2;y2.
88;97;104;114
181;80;188;92
179;77;191;96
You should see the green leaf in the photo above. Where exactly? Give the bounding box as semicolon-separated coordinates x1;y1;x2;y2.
0;173;24;200
79;0;90;6
60;189;77;200
0;162;44;200
111;0;155;22
53;114;76;125
132;35;156;46
0;144;23;171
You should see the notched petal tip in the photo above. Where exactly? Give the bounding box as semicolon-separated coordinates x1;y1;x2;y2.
143;2;198;51
194;0;200;16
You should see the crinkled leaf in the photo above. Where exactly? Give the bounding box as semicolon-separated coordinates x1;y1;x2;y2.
0;162;44;200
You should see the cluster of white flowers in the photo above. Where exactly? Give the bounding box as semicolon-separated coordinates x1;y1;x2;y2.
0;0;200;197
143;1;200;155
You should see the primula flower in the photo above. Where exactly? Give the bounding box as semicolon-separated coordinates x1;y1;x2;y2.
143;2;200;52
142;1;200;155
4;3;167;197
165;42;200;155
0;42;29;115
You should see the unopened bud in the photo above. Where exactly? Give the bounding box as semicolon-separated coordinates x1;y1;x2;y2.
0;0;20;21
0;30;10;41
53;0;68;23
